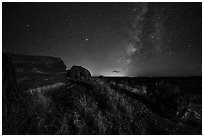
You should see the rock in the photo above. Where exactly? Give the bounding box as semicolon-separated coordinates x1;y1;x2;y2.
2;53;18;118
66;65;91;80
99;75;104;79
7;53;67;76
4;53;68;92
6;53;67;87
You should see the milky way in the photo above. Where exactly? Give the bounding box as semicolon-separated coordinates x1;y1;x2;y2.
115;3;202;76
3;2;202;76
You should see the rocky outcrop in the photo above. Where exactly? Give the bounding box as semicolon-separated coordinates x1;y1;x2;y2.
66;65;91;80
7;53;67;76
5;53;67;91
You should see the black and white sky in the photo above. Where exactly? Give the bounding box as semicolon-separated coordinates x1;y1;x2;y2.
3;2;202;76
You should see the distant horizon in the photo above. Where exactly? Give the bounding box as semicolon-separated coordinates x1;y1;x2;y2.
92;75;202;77
3;51;202;77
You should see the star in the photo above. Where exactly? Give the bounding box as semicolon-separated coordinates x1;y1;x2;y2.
85;38;89;41
168;51;172;57
26;24;30;27
132;8;137;12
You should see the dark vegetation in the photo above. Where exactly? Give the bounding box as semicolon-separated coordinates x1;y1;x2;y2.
2;53;202;135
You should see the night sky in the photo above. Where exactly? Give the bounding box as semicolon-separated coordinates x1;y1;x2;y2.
3;2;202;77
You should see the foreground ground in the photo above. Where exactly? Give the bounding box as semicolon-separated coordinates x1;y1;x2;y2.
3;75;202;135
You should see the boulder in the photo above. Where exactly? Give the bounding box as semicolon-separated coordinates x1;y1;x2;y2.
66;65;91;80
99;75;104;79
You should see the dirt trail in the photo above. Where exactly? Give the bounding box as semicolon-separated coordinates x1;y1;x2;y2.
27;82;66;93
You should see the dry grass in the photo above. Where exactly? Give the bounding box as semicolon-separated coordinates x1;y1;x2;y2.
3;77;201;135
